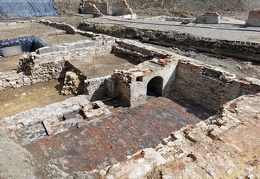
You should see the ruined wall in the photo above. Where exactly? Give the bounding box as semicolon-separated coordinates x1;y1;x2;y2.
80;0;109;15
0;71;32;90
110;39;260;110
78;22;260;62
196;12;220;24
90;93;260;179
110;39;178;106
39;20;77;34
112;0;133;15
112;57;178;107
84;75;111;101
0;39;114;91
173;59;260;110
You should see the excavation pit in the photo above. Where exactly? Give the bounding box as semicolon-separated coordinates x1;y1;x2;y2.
0;25;259;177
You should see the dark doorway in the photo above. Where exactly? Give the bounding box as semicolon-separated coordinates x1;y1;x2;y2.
146;76;163;97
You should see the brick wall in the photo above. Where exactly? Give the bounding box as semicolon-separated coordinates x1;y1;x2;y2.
173;59;260;110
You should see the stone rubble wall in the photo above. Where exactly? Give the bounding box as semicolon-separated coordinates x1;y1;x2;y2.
0;71;31;90
84;93;260;178
0;95;111;145
78;22;260;62
0;95;91;145
39;19;78;34
112;39;170;63
84;75;111;101
0;38;115;91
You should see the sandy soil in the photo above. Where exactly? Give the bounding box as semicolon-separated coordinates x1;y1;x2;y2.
0;80;72;120
69;53;138;78
0;21;91;44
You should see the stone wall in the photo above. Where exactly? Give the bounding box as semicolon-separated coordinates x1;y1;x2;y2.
0;39;114;91
78;22;260;62
84;75;111;101
39;20;77;34
109;39;260;110
0;95;110;145
0;71;31;91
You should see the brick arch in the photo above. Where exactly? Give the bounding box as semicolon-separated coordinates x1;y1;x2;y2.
146;76;163;97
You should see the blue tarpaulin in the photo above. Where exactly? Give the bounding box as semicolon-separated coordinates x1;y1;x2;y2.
0;0;59;19
0;36;50;56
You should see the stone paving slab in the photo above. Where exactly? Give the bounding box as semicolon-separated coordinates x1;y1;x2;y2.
24;97;213;172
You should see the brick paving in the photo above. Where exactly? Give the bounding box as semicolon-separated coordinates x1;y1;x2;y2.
24;97;213;172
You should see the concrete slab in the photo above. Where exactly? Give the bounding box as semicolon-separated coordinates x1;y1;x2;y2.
2;45;22;57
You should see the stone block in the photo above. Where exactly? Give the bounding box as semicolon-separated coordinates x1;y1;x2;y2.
196;12;220;24
112;0;134;16
43;117;66;135
246;8;260;27
37;46;53;54
81;0;108;16
2;45;22;57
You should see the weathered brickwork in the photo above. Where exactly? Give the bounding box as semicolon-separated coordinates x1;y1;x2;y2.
173;59;260;110
109;40;260;110
112;57;178;106
93;94;260;178
22;97;211;172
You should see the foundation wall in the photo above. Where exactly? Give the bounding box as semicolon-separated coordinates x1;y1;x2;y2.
84;76;111;101
173;60;260;110
78;22;260;62
0;39;114;91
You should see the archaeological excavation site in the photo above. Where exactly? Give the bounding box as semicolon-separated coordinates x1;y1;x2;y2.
0;0;260;178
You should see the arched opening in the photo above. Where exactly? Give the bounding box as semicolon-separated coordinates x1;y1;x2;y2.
146;76;163;97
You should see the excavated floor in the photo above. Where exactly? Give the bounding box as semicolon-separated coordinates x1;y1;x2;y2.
0;80;73;119
68;53;139;78
24;97;214;172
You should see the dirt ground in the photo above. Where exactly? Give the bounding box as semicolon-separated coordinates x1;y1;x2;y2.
0;21;90;44
0;80;72;120
69;53;138;78
54;0;258;19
